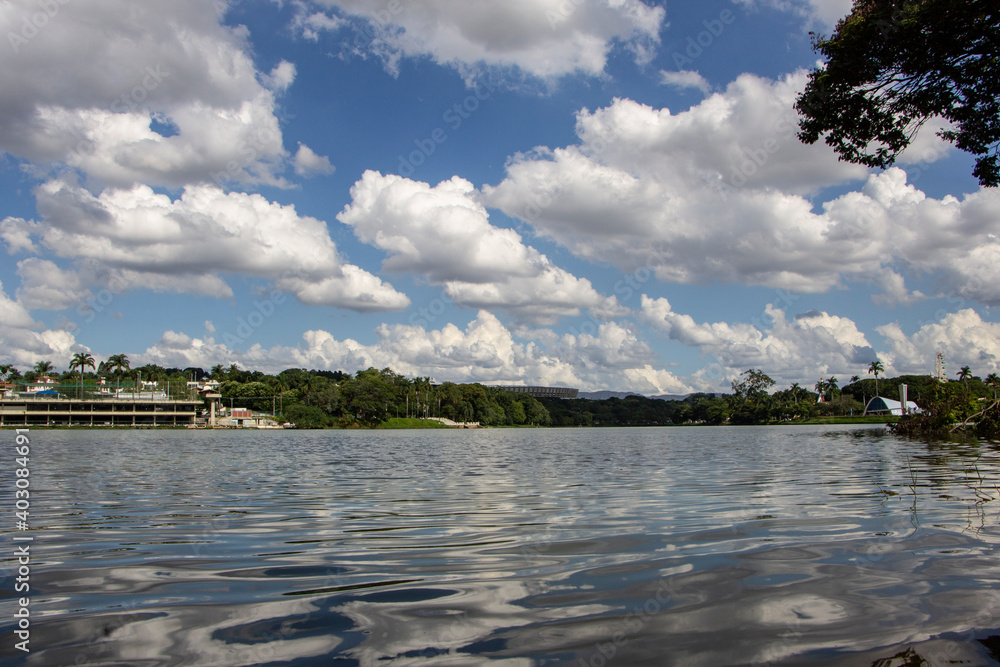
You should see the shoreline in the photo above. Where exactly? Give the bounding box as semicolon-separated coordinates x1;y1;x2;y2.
1;417;897;431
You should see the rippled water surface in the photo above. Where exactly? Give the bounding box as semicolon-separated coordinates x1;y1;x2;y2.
3;425;1000;665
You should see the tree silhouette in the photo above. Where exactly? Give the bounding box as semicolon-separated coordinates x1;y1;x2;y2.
957;365;973;394
796;1;1000;187
69;352;96;398
107;354;130;395
868;360;884;397
986;372;999;400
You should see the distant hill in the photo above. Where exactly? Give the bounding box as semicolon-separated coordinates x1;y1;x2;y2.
577;391;641;400
578;391;691;401
649;393;693;402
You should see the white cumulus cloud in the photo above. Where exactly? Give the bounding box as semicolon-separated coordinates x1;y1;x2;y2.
338;171;624;323
877;310;1000;377
484;71;999;308
0;0;302;188
295;0;666;82
640;295;878;387
293;143;335;176
19;179;409;312
659;69;711;95
0;281;81;368
734;0;853;27
133;311;695;393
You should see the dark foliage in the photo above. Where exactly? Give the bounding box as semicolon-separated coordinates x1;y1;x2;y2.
797;0;1000;186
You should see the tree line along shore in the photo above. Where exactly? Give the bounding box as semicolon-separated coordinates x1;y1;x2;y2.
2;359;997;435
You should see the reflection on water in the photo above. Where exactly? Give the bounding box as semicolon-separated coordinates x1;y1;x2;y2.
2;425;1000;665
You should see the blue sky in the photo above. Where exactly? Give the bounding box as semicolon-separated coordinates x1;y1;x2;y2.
1;0;997;393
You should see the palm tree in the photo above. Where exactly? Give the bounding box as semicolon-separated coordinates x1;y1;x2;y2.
815;379;829;402
33;360;54;376
986;373;999;401
868;360;884;397
107;354;130;396
790;382;801;402
69;352;96;399
138;364;167;382
827;376;839;397
958;365;973;395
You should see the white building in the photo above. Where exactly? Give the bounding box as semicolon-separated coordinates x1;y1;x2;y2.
864;397;922;416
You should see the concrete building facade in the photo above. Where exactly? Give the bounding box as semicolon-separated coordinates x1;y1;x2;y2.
495;386;579;399
0;396;201;427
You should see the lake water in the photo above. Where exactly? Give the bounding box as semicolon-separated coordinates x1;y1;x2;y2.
2;425;1000;666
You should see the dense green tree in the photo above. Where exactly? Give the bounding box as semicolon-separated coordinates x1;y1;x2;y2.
796;0;1000;187
302;377;340;416
771;386;818;420
220;381;276;412
893;379;984;436
986;372;999;400
182;367;208;382
459;384;491;422
277;368;312;391
341;367;395;427
696;396;730;424
436;383;464;421
730;369;776;424
33;360;55;377
282;403;332;429
522;395;551;426
135;364;167;383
